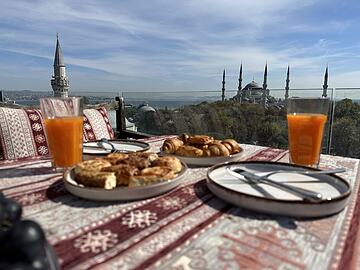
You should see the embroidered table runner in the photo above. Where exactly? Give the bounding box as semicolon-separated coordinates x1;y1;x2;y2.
0;136;359;270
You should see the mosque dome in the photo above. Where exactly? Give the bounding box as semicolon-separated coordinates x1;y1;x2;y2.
243;81;262;90
138;103;156;113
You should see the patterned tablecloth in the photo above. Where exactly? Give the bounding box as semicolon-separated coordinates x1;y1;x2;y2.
1;136;360;270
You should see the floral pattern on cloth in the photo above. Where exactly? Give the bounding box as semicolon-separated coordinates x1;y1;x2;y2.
0;107;49;160
82;107;114;142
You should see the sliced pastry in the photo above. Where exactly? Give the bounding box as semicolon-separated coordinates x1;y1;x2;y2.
152;156;182;173
74;159;116;189
129;166;175;187
102;164;139;186
104;153;129;165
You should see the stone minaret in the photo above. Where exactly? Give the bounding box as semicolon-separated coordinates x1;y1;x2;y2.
221;69;226;101
262;63;268;106
237;64;243;102
322;66;328;98
51;35;69;98
285;65;290;100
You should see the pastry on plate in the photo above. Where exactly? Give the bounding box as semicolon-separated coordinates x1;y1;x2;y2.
104;153;129;165
72;152;182;189
175;145;203;157
203;143;230;157
74;159;112;174
162;138;184;154
129;166;175;187
132;152;159;163
74;160;116;189
152;156;182;173
120;156;150;169
187;135;214;145
102;164;139;186
221;139;242;154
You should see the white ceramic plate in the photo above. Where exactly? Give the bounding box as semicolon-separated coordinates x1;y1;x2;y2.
162;151;244;166
83;140;150;159
63;162;187;201
207;161;351;218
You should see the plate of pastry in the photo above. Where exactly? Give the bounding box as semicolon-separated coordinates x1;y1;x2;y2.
161;134;244;166
83;139;150;160
63;152;187;201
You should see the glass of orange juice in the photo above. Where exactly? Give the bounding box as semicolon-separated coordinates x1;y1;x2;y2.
40;97;83;170
287;98;330;167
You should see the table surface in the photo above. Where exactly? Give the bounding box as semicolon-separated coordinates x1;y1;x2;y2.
1;135;360;270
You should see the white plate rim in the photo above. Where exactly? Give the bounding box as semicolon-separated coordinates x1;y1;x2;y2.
207;161;351;205
206;161;352;218
63;161;188;200
83;139;150;155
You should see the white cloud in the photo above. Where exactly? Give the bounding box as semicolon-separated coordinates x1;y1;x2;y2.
0;0;360;92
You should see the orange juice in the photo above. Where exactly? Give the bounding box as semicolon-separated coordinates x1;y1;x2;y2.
287;113;327;166
44;116;83;167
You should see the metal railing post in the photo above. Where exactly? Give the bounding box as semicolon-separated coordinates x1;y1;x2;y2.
326;87;336;154
115;96;126;134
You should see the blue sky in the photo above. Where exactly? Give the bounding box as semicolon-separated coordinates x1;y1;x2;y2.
1;0;360;93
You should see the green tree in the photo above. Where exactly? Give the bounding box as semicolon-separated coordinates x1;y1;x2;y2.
332;117;358;157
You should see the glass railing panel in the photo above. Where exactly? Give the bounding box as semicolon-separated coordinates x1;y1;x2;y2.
122;89;332;153
1;90;119;130
329;88;360;158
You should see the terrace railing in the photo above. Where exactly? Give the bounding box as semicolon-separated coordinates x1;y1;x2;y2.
2;88;360;158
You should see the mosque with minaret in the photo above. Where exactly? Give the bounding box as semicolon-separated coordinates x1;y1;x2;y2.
222;64;329;106
51;35;69;98
49;35;330;103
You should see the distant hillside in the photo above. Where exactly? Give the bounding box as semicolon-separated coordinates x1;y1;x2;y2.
130;100;289;149
130;99;360;158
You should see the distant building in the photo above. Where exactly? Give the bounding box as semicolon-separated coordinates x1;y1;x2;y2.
51;35;69;98
138;103;156;113
238;80;265;103
231;64;271;105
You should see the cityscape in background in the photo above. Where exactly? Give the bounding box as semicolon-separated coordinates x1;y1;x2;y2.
1;37;359;108
1;13;360;159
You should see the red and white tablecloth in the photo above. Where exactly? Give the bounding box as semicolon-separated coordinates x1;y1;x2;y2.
0;136;360;270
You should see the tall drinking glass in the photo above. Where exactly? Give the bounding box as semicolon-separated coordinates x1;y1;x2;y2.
40;97;83;170
287;98;330;167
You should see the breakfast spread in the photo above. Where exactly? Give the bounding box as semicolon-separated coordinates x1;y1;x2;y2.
73;152;182;189
161;134;242;157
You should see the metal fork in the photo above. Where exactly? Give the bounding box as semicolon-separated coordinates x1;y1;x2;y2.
258;167;346;178
226;167;323;202
97;138;116;152
97;138;135;153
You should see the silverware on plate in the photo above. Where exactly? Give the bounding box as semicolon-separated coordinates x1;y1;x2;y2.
98;138;116;152
255;167;346;178
226;167;323;202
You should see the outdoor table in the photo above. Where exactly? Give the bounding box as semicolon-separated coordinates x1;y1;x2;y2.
1;135;360;270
